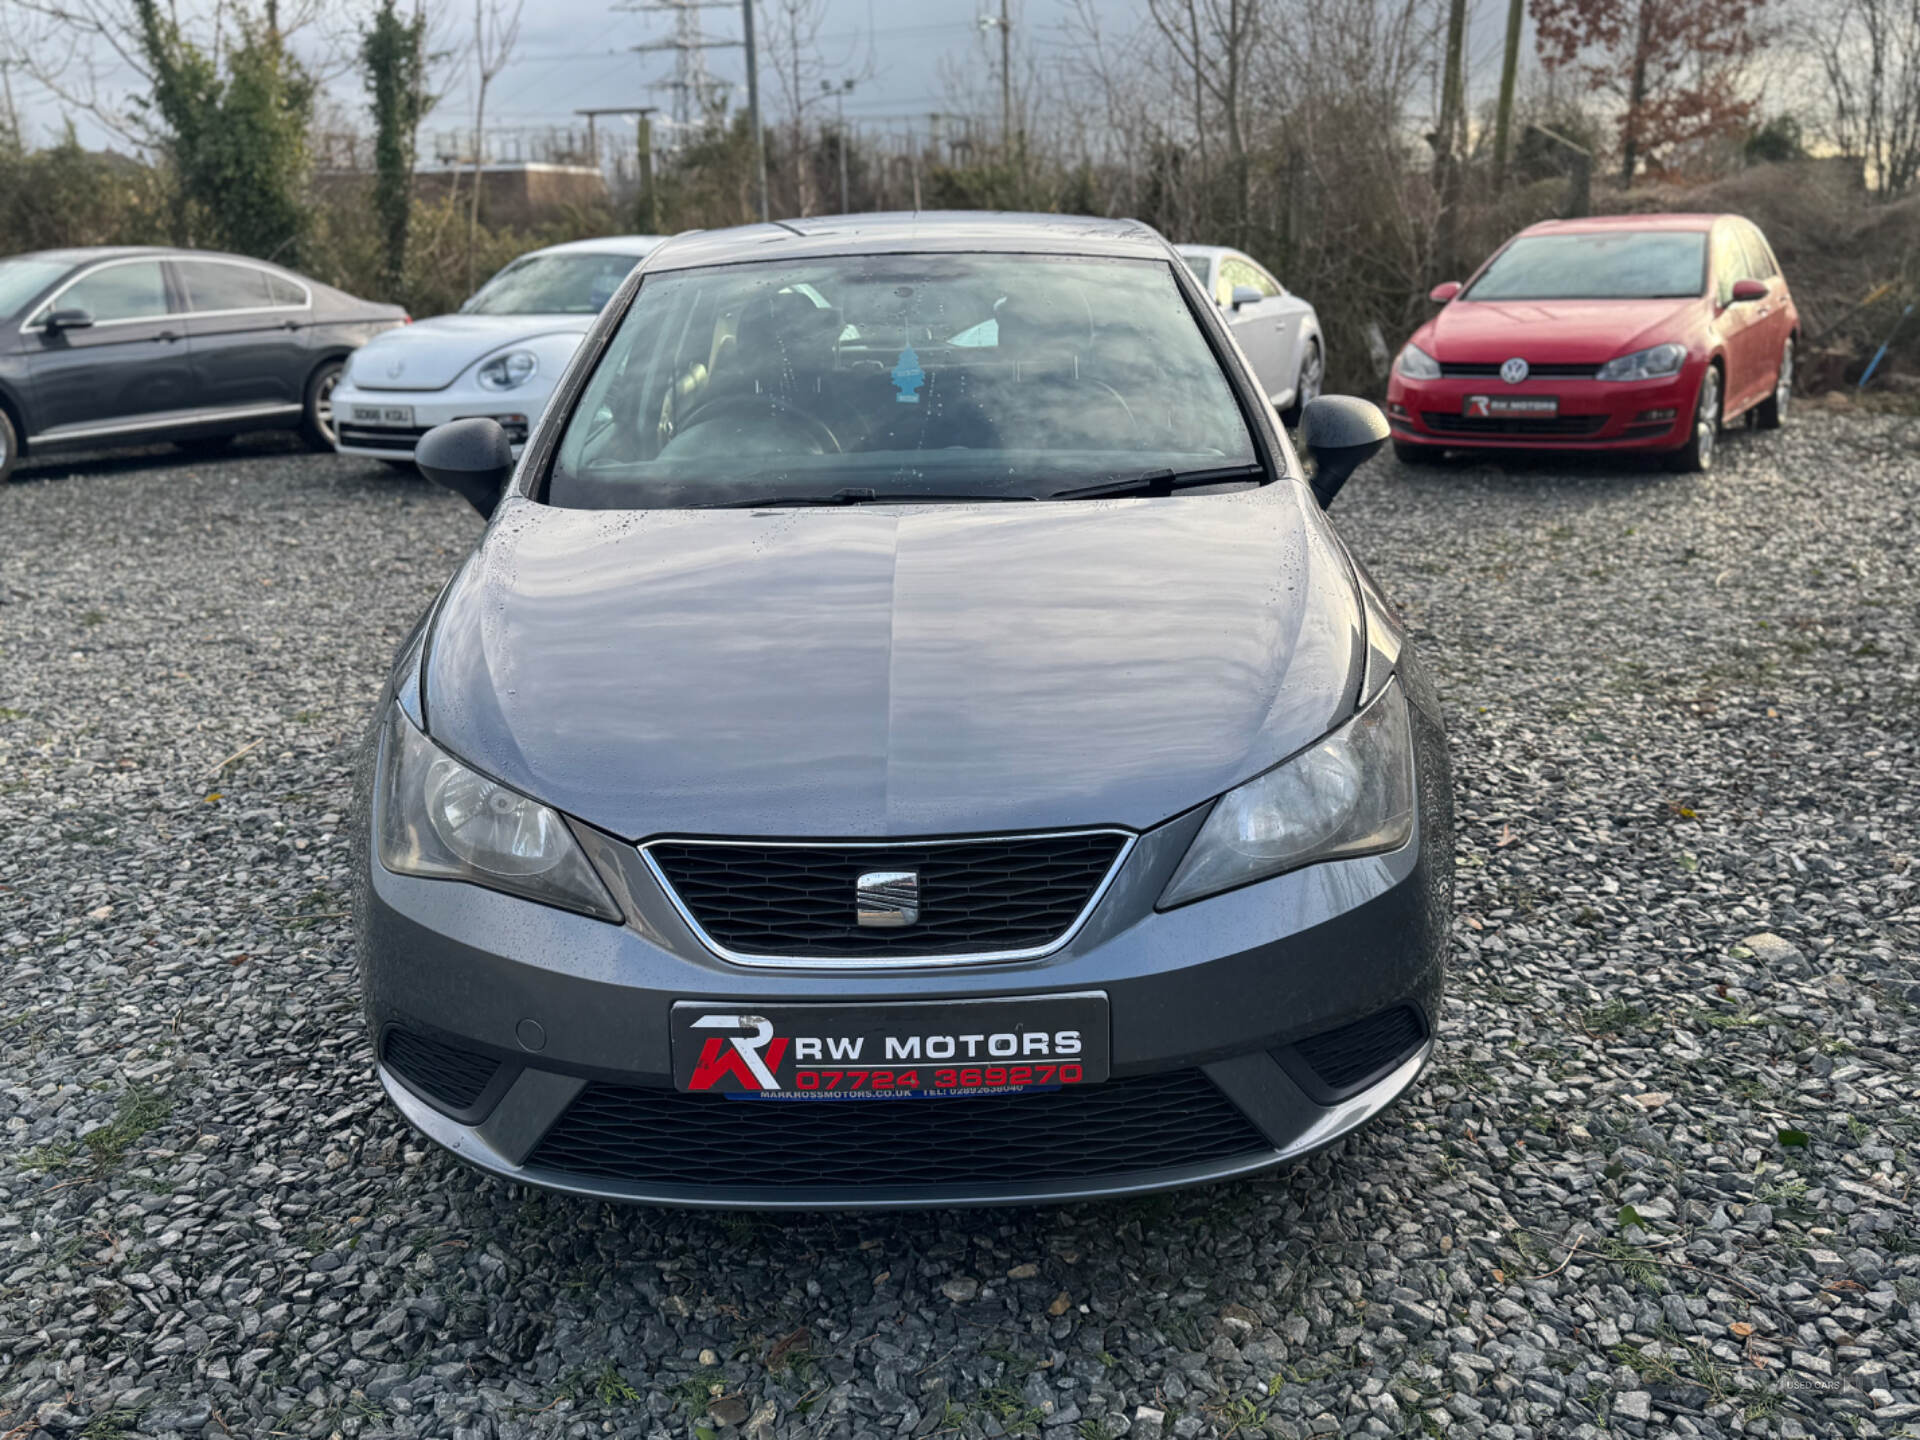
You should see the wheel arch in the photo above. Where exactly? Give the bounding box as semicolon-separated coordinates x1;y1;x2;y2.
0;381;30;456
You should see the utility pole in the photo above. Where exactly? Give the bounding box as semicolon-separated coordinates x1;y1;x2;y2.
979;1;1012;162
616;0;764;219
823;77;853;213
742;0;767;221
999;0;1011;159
1493;0;1523;189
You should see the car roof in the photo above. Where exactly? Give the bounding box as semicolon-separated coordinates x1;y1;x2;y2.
6;244;314;272
1520;214;1726;236
1175;244;1234;261
528;235;667;259
646;212;1171;272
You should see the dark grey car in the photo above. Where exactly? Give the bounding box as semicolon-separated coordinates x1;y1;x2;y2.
0;246;405;480
356;212;1451;1208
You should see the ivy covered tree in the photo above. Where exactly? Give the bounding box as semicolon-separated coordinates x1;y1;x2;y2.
133;0;315;262
361;1;434;298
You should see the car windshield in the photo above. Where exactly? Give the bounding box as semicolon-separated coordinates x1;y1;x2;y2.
547;253;1257;509
463;252;645;315
0;258;74;320
1464;232;1708;301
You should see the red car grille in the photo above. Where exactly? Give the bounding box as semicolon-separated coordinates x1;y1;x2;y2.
1421;412;1608;437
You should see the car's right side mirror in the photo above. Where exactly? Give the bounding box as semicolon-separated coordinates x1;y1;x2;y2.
1300;395;1390;510
1729;278;1768;304
1427;281;1461;303
416;417;515;517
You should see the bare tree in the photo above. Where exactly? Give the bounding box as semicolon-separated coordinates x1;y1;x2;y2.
1800;0;1920;196
762;0;867;216
466;0;522;288
1144;0;1263;244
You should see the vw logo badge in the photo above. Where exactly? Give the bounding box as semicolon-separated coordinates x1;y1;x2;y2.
386;359;405;380
1500;357;1530;385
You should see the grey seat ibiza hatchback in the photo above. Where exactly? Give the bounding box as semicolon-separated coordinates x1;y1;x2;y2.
355;212;1452;1208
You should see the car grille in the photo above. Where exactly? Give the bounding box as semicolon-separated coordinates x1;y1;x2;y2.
337;423;431;452
1437;362;1601;378
524;1071;1271;1188
1286;1006;1427;1100
645;831;1129;962
1422;412;1608;437
381;1028;502;1113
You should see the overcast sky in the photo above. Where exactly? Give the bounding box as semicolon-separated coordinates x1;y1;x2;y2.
9;0;1530;156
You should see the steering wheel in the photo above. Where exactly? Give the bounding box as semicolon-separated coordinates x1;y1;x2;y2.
672;391;843;454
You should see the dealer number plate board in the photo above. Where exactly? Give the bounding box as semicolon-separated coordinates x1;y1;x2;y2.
670;993;1110;1100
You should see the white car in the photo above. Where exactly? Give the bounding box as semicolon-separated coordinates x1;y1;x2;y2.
1178;245;1325;424
332;235;661;464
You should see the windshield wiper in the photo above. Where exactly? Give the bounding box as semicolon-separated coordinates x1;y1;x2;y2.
692;487;1030;509
1049;463;1266;501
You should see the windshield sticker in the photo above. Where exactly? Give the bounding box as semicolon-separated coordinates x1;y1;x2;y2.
891;344;925;403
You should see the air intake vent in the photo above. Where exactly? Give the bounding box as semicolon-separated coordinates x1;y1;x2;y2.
1285;1006;1428;1102
381;1028;503;1116
526;1071;1269;1189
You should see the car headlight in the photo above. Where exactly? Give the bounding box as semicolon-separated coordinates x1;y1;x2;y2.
476;350;538;390
1160;680;1416;908
376;708;619;919
1595;343;1687;382
1395;343;1441;380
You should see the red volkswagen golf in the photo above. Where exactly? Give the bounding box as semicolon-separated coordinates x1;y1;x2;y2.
1387;214;1797;471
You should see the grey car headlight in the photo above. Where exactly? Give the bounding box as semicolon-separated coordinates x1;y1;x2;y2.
376;708;619;919
1395;343;1441;380
1160;680;1416;908
476;350;538;390
1595;343;1686;382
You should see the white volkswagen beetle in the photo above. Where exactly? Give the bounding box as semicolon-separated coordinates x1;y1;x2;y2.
332;235;661;464
1177;245;1325;427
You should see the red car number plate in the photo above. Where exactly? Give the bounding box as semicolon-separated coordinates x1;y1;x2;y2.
1465;394;1559;417
670;993;1110;1100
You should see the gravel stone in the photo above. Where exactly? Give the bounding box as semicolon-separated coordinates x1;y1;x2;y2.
2;415;1917;1440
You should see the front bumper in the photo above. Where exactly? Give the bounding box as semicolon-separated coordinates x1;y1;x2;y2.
356;661;1453;1209
1387;365;1701;452
332;376;546;460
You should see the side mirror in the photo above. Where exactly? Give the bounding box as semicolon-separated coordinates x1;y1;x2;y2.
1729;277;1768;304
416;417;515;517
1229;285;1263;311
1427;281;1461;303
42;307;95;332
1299;395;1390;510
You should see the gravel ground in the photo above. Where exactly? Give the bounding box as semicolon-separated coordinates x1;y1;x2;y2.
1;413;1916;1440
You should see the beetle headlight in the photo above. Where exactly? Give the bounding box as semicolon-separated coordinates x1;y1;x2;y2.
376;708;618;919
1160;681;1416;907
476;350;538;390
1395;343;1441;380
1595;343;1686;382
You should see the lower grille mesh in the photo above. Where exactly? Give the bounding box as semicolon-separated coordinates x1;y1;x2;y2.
382;1029;501;1112
526;1071;1269;1188
1421;412;1608;437
1292;1006;1427;1096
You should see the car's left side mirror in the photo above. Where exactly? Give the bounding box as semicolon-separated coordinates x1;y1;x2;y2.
1229;285;1263;311
1428;281;1461;303
1300;395;1390;509
416;417;515;517
1729;278;1768;304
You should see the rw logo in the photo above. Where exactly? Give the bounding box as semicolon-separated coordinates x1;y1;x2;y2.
687;1014;788;1091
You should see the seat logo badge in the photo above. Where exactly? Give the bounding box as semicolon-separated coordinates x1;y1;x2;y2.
856;870;920;928
1501;357;1529;385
